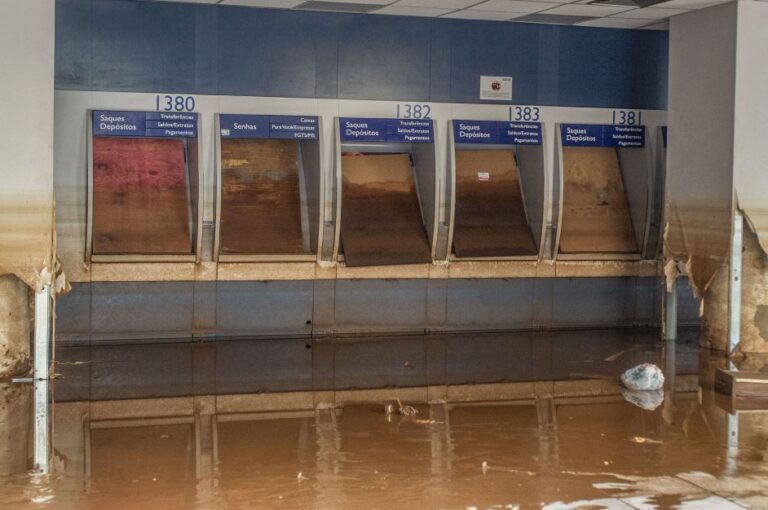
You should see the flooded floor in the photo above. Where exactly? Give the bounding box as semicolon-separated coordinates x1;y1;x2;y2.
1;328;767;509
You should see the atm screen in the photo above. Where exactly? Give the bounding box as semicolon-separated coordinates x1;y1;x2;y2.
92;137;192;255
219;138;307;255
559;147;638;253
340;153;431;267
453;149;537;258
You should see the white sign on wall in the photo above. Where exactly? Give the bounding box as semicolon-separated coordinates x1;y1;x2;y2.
480;76;513;101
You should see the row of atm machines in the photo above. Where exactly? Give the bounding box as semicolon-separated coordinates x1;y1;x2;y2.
86;110;666;267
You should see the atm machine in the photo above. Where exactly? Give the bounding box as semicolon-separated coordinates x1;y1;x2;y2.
448;119;547;260
333;117;442;267
214;114;322;261
86;110;202;262
554;123;661;260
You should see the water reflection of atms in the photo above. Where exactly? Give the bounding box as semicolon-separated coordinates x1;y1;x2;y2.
333;117;441;267
448;120;546;260
214;114;322;261
87;110;202;262
554;123;661;260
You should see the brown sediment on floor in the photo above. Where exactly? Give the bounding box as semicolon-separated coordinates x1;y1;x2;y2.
559;147;638;254
341;153;431;267
220;139;308;255
92;137;192;255
453;149;537;257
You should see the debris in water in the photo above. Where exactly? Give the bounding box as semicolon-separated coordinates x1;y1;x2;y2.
622;388;664;410
396;398;418;416
603;350;626;362
620;363;664;391
630;436;662;444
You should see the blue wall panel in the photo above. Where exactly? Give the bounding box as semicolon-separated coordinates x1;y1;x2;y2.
446;21;548;105
557;27;669;109
90;1;204;93
55;0;669;109
218;7;320;98
216;281;314;336
336;15;432;101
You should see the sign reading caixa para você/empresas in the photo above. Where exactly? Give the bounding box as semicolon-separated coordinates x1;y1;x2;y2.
219;114;318;140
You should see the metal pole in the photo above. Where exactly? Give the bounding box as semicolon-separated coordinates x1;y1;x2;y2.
665;283;678;342
728;209;743;357
33;284;51;474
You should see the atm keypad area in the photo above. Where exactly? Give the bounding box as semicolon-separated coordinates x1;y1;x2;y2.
85;110;663;268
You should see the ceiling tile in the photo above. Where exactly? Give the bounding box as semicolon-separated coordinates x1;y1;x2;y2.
441;9;519;19
578;16;651;27
220;0;305;6
640;20;670;29
651;0;728;7
295;0;386;11
374;5;455;15
513;12;596;23
470;0;553;13
538;3;634;16
300;0;388;4
394;0;479;7
148;0;221;3
613;6;688;18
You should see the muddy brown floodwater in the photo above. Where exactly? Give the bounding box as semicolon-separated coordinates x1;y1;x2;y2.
0;329;767;509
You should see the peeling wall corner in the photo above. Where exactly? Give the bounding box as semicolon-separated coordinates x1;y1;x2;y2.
742;208;768;258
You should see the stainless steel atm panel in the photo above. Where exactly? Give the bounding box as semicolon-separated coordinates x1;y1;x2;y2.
86;110;203;263
332;117;443;267
213;114;322;262
448;120;547;260
554;123;658;260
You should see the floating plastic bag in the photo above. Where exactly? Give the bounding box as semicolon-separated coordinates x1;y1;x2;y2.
620;363;665;391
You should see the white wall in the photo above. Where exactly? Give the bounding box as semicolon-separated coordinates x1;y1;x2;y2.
666;2;737;294
733;1;768;255
0;0;55;286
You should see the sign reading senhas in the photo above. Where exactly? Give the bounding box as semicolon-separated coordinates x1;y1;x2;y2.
219;114;318;140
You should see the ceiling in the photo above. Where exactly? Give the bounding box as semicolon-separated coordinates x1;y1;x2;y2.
140;0;733;29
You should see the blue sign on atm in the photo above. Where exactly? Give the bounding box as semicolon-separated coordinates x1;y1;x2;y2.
219;114;318;140
560;124;644;148
453;120;542;145
92;110;198;137
339;117;433;143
